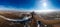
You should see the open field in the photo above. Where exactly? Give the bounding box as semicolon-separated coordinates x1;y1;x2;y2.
0;11;60;27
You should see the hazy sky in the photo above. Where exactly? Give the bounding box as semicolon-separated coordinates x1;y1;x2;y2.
0;0;60;11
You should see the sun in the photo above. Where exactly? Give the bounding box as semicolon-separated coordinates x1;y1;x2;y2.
43;2;47;8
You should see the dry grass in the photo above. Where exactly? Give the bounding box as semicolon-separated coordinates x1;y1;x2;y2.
0;12;24;27
0;11;60;27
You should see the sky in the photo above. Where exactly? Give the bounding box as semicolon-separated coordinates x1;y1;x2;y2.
0;0;60;11
49;0;60;9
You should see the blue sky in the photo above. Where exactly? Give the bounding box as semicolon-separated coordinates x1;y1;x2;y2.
0;0;36;10
0;0;60;11
49;0;60;9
